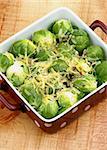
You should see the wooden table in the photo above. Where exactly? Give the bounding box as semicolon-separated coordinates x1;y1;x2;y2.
0;1;107;150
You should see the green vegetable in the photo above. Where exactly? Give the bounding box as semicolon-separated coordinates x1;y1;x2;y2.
73;74;97;93
0;52;14;73
57;91;78;108
95;61;107;84
2;19;106;120
49;59;68;72
35;70;64;95
20;79;43;109
57;88;79;114
35;49;53;61
70;29;90;53
38;95;59;119
52;19;73;38
9;39;36;57
57;107;68;115
75;59;92;75
32;29;56;48
57;88;85;115
57;42;78;59
6;61;28;86
85;45;105;62
71;87;85;100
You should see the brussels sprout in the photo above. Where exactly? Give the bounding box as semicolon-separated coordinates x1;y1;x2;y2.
32;29;56;48
35;49;53;61
49;59;68;72
57;91;78;108
20;79;43;109
9;39;36;56
95;61;107;84
38;95;59;119
77;91;85;100
57;88;80;114
6;61;28;86
52;19;73;38
0;52;14;73
57;42;78;58
73;74;97;93
70;29;90;53
57;107;68;115
85;45;105;62
71;87;85;100
75;59;92;75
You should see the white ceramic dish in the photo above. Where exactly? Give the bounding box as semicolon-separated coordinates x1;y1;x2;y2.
0;7;107;133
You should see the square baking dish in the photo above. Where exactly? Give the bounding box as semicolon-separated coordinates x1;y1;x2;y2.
0;7;107;133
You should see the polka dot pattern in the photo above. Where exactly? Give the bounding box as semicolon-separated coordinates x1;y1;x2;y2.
24;105;30;111
99;88;105;94
72;107;78;113
34;120;40;127
44;123;52;127
60;122;67;128
84;105;91;111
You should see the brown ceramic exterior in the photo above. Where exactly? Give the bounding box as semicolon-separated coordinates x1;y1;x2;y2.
0;20;107;133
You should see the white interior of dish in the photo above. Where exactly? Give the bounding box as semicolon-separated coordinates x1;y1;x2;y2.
0;7;107;122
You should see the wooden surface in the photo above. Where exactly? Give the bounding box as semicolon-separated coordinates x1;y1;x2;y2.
0;0;107;150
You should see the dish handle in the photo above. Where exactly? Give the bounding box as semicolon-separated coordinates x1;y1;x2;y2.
90;20;107;34
0;76;26;112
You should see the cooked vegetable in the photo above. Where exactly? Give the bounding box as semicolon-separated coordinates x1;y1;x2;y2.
9;39;36;57
84;45;105;62
0;52;14;73
35;48;53;61
95;61;107;84
32;29;56;48
57;87;84;114
38;95;59;119
73;74;97;93
6;61;28;86
71;87;85;100
35;71;64;95
57;90;78;108
57;87;85;114
70;29;90;53
57;42;78;59
1;19;106;119
20;79;43;109
52;19;73;38
75;59;92;75
49;59;68;72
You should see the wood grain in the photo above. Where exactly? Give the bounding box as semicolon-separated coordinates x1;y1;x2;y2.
0;0;107;150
